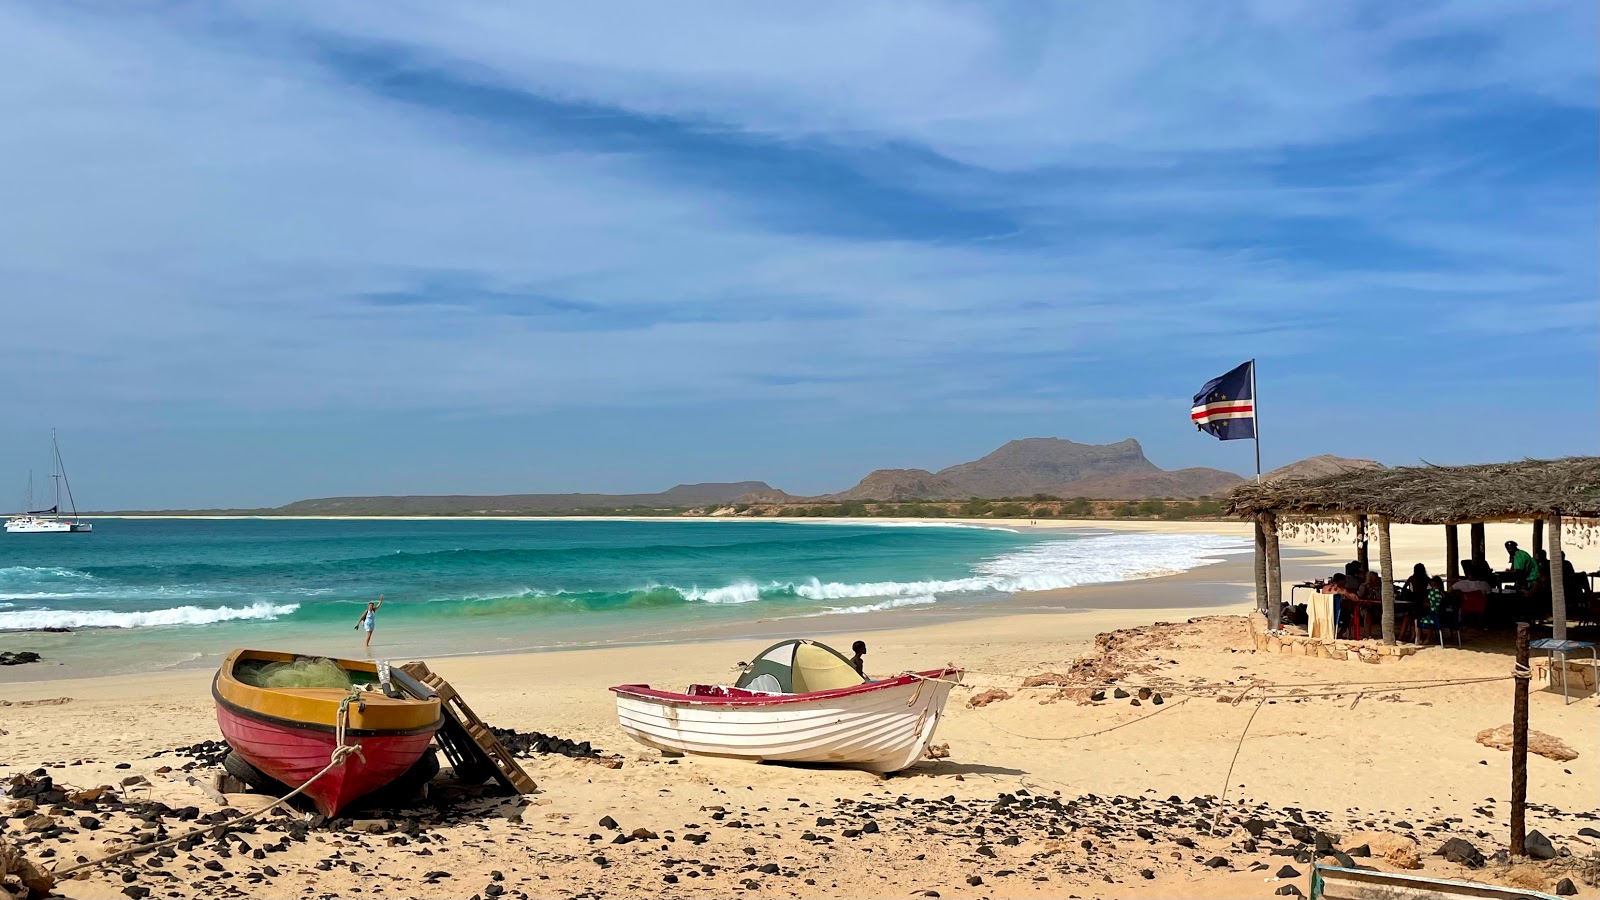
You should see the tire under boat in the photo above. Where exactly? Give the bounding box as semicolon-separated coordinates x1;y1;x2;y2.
212;648;443;817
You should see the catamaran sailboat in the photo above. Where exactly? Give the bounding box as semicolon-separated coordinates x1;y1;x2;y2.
5;432;92;534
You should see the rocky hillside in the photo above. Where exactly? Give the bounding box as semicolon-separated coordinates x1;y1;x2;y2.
1040;467;1246;500
935;438;1157;497
828;437;1240;501
1263;455;1384;482
274;482;776;515
827;469;972;502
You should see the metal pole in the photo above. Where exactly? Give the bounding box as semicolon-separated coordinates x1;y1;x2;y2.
1511;622;1530;855
1250;358;1261;482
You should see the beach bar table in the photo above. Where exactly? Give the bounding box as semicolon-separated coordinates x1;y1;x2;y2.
1528;638;1597;705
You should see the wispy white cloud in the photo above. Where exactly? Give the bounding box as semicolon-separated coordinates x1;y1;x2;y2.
0;2;1593;505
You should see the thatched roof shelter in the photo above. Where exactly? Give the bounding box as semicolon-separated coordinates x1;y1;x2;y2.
1227;457;1600;524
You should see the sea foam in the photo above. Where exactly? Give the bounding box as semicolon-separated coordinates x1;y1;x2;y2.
0;601;299;630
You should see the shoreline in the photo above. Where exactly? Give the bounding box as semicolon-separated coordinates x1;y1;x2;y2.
4;519;1595;899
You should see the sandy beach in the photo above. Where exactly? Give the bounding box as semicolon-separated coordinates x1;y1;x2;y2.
4;521;1597;898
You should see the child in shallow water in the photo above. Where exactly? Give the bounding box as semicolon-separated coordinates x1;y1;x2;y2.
354;595;383;648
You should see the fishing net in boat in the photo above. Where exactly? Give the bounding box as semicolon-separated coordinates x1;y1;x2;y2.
235;657;353;690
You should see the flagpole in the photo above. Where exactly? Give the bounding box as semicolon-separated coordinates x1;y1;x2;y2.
1250;358;1261;482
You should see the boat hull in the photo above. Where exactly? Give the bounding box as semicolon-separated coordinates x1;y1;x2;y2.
611;669;960;773
211;649;443;817
215;702;436;816
4;517;90;533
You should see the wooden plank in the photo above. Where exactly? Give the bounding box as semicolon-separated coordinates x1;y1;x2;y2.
399;661;537;795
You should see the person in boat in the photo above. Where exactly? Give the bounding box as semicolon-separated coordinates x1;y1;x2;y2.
355;595;383;648
850;640;867;677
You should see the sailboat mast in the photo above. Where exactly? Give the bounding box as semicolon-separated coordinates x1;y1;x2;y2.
52;429;81;522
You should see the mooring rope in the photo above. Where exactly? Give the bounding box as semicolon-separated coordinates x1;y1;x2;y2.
54;691;366;879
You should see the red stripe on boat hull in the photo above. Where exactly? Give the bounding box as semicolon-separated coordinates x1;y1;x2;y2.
215;704;437;817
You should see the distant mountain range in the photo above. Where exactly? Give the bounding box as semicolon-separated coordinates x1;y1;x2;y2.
823;438;1247;501
266;482;776;516
98;440;1384;515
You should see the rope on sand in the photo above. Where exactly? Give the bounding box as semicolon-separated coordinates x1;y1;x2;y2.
972;695;1193;742
1211;693;1266;834
54;692;367;880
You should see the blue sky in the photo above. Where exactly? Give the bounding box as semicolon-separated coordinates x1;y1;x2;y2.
1;1;1595;509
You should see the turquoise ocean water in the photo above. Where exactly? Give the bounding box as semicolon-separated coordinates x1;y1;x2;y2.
0;519;1247;677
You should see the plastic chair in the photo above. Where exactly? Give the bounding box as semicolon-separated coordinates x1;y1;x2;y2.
1415;600;1461;648
1457;590;1487;627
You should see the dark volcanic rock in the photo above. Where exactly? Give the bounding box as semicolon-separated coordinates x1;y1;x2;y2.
0;651;42;666
598;816;618;830
1276;865;1301;878
1435;837;1485;868
1276;886;1303;897
1554;877;1577;896
966;875;984;887
1205;856;1230;868
1523;830;1558;861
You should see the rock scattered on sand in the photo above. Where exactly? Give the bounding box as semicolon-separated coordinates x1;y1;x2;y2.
0;652;42;666
1475;725;1579;762
1276;865;1300;878
1554;877;1578;896
1522;830;1558;861
967;689;1011;708
0;836;54;899
491;727;606;760
1275;885;1302;897
1435;837;1485;868
966;875;984;886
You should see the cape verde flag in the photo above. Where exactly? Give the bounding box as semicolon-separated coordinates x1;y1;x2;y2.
1191;361;1255;441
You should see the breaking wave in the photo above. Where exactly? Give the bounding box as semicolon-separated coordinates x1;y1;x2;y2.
806;595;939;616
0;602;299;630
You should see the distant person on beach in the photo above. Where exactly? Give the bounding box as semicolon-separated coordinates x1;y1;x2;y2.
850;640;867;677
355;595;384;648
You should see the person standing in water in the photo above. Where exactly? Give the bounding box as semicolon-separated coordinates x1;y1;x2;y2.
354;595;383;648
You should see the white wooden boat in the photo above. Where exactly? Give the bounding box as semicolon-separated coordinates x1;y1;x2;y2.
609;639;961;773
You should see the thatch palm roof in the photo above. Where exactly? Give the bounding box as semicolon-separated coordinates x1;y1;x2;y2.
1227;456;1600;524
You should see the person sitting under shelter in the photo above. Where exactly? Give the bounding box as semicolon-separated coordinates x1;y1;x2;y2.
1402;563;1430;601
1450;560;1492;596
1502;541;1539;591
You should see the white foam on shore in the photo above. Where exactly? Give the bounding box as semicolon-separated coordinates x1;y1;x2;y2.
806;595;938;616
0;601;299;630
861;522;1021;533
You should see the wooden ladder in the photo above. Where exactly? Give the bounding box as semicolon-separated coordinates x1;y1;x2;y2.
398;661;537;795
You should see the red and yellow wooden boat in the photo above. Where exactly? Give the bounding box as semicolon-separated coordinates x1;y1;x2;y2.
212;649;443;817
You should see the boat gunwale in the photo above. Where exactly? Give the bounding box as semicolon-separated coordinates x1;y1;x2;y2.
609;667;961;707
214;648;442;736
211;677;444;737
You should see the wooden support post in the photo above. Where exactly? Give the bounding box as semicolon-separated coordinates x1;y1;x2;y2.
1550;514;1566;642
1532;518;1544;558
1356;514;1369;572
1446;524;1460;580
1254;517;1269;616
1471;523;1487;568
1511;622;1530;855
1378;515;1396;645
1264;512;1283;631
